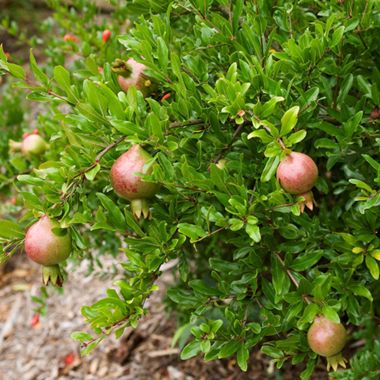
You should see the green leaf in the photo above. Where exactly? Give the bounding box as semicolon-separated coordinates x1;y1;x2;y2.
261;156;280;182
362;154;380;172
181;340;201;360
1;61;26;79
71;331;93;343
330;26;345;48
297;303;319;329
189;280;221;296
322;305;340;324
261;344;284;359
337;74;353;104
29;49;49;86
0;219;24;239
124;209;145;237
96;193;126;230
314;138;338;149
245;224;261;243
300;358;316;380
290;251;323;272
349;179;373;193
280;106;300;135
247;129;273;143
53;65;71;92
351;285;373;302
287;130;306;145
84;164;100;181
343;111;362;138
80;338;103;356
272;255;287;297
365;255;379;280
157;37;169;70
237;345;249;372
178;223;207;242
260;96;285;118
218;341;241;358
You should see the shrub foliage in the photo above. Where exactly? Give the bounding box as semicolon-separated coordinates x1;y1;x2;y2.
1;0;380;378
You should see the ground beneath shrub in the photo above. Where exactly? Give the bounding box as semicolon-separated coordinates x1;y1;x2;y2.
0;255;330;380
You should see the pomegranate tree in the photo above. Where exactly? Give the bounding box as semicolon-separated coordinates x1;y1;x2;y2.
24;216;72;286
277;152;318;194
307;316;347;371
110;144;159;218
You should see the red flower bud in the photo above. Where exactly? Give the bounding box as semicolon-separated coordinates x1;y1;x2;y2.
102;29;111;43
31;313;40;327
63;34;79;43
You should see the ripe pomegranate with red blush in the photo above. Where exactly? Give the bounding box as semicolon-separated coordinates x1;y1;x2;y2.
25;216;72;286
25;216;71;265
112;58;153;96
110;145;159;218
277;152;318;194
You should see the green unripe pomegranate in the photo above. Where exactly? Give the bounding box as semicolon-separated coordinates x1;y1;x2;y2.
21;134;48;156
277;152;318;194
307;316;347;358
25;216;71;266
110;144;159;218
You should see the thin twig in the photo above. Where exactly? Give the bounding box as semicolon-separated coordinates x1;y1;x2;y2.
169;119;204;129
193;227;225;243
214;121;246;163
275;253;311;304
95;136;127;162
57;136;127;205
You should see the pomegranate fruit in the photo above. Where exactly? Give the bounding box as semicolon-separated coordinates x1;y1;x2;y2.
25;216;72;286
110;144;159;218
111;58;153;96
102;29;111;43
277;152;318;194
25;216;71;265
307;316;347;358
21;134;48;156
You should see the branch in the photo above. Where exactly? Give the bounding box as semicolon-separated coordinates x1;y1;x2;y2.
275;253;311;304
213;120;247;163
95;135;126;163
193;227;225;243
169;119;204;129
57;136;127;204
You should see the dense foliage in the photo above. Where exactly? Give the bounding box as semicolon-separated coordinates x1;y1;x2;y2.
1;0;380;378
